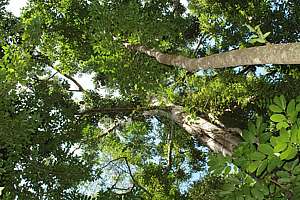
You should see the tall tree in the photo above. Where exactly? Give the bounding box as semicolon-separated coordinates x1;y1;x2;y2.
1;0;300;199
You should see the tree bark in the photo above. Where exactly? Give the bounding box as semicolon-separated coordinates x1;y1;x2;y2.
125;43;300;72
144;105;242;156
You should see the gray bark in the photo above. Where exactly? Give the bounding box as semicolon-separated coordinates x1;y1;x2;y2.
125;43;300;72
144;105;242;156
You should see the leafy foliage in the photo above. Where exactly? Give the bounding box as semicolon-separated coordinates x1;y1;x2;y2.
0;0;300;199
208;96;300;200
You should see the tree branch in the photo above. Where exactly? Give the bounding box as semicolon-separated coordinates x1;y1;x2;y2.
49;66;85;91
125;43;300;72
123;157;152;197
79;106;168;116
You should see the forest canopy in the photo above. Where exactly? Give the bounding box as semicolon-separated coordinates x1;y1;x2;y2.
1;0;300;199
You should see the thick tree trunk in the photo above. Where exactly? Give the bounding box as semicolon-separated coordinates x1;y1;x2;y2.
144;105;242;156
125;43;300;72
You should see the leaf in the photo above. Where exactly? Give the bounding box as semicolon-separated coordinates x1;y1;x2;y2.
250;152;266;161
274;95;286;110
278;177;291;184
291;127;299;144
297;128;300;144
296;103;300;112
256;116;263;130
287;99;296;116
293;165;300;175
276;170;290;178
251;187;264;200
270;114;286;122
242;130;255;143
276;121;289;130
256;159;268;176
258;144;273;155
280;95;287;110
279;129;290;142
263;32;271;39
246;24;256;32
270;136;278;146
247;161;259;173
256;38;266;44
269;104;283;113
267;156;282;172
221;183;235;192
280;145;298;160
274;142;287;153
0;187;4;196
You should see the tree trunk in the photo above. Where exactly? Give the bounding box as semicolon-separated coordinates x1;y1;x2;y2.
125;43;300;72
144;105;242;156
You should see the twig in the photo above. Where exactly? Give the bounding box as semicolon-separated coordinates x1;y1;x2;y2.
193;35;208;56
96;121;122;139
123;157;152;197
100;157;152;197
164;119;174;174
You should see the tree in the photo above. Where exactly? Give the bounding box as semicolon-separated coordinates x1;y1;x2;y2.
1;0;300;199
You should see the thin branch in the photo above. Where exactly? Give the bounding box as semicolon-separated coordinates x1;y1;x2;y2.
123;157;152;197
193;35;208;56
100;157;152;197
47;72;58;80
79;106;168;116
96;121;123;139
63;73;85;92
49;66;85;91
100;157;127;170
238;65;256;75
164;120;174;174
68;89;83;92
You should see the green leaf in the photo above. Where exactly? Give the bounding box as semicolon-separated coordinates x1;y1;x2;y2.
251;187;264;200
296;103;300;112
256;38;266;44
222;183;235;192
276;121;289;130
274;95;286;110
276;170;290;178
247;161;259;173
0;187;4;196
250;152;266;161
262;32;271;39
280;95;287;110
246;24;256;32
256;116;263;130
258;144;273;155
267;156;282;172
287;99;296;116
269;104;283;113
274;142;287;153
279;129;290;142
293;165;300;175
270;114;286;122
278;177;291;183
270;136;278;146
291;127;299;144
297;128;300;144
280;145;298;160
242;130;255;143
256;159;267;176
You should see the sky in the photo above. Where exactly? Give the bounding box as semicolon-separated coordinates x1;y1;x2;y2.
6;0;27;17
6;0;188;17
